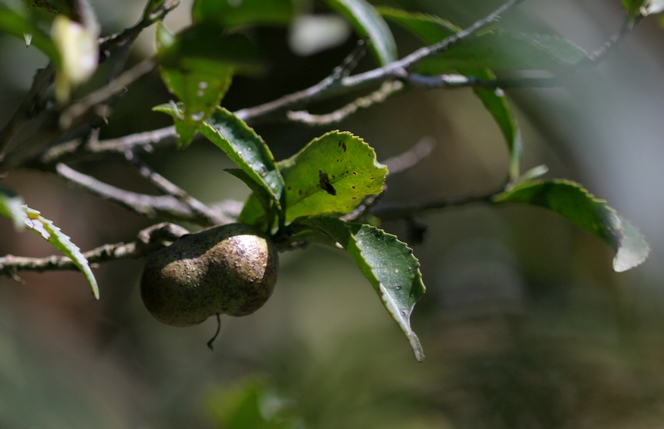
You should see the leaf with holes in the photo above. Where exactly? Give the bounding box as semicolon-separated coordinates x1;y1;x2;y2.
326;0;397;65
300;216;426;361
24;207;99;299
239;131;387;227
494;180;649;272
0;187;26;231
156;22;263;148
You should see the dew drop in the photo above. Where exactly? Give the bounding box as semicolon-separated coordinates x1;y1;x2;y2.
260;166;268;177
198;81;209;89
395;286;402;290
190;111;205;121
400;311;406;316
196;90;204;97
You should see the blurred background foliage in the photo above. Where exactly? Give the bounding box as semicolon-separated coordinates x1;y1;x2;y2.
1;0;664;427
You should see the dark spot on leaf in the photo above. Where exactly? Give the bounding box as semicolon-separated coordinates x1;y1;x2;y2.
352;172;358;176
342;142;347;151
298;189;303;196
319;172;336;196
351;186;356;189
287;186;292;191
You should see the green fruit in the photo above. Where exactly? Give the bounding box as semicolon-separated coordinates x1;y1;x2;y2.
140;223;278;327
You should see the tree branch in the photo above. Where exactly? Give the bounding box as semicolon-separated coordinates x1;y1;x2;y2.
123;150;227;225
371;184;508;222
55;162;230;225
286;81;404;126
0;222;189;275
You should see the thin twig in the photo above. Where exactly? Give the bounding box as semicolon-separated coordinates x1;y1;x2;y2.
588;15;643;64
235;0;526;123
55;162;225;225
0;222;189;275
59;58;157;129
123;150;227;225
382;137;436;175
372;184;508;222
0;65;55;155
286;81;404;126
405;74;561;89
3;0;535;169
99;0;180;55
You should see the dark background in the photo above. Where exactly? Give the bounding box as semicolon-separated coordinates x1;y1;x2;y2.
1;0;663;427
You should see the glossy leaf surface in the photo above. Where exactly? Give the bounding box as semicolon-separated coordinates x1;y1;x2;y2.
494;180;649;272
156;23;262;148
301;216;426;361
327;0;397;65
239;131;387;226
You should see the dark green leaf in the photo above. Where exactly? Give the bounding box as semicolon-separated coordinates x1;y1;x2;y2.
0;7;61;65
205;378;295;429
380;9;522;180
326;0;397;65
494;180;649;272
300;216;426;362
381;8;586;72
199;108;284;209
472;69;522;181
239;131;387;226
377;6;459;44
225;169;277;229
156;23;263;148
0;187;26;230
622;0;646;18
24;207;99;298
416;30;588;73
192;0;296;28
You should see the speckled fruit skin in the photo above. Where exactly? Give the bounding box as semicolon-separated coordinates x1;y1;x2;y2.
140;223;279;327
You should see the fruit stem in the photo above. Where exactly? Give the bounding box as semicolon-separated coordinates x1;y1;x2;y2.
207;313;222;351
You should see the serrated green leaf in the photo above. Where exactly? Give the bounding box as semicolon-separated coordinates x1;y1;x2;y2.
239;131;387;227
472;69;522;181
326;0;397;65
156;23;263;148
155;106;284;211
24;206;99;298
300;216;425;362
0;7;60;65
192;0;296;28
0;187;26;230
203;108;284;207
494;180;649;272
